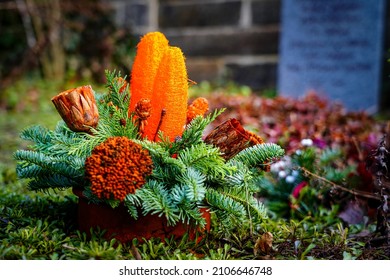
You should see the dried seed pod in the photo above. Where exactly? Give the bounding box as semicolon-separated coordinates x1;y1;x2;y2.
51;85;99;133
134;98;152;136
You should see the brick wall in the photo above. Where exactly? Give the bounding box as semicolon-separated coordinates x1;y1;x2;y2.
111;0;389;108
111;0;280;91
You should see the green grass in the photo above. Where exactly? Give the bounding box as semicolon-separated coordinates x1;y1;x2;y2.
0;78;388;260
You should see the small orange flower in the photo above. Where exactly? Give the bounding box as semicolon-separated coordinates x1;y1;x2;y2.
186;97;209;124
85;136;153;201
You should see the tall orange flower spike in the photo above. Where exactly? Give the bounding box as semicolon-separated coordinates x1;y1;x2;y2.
129;32;169;113
145;46;188;141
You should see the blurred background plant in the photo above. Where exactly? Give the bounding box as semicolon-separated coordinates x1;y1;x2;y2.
203;91;389;236
0;0;135;104
0;0;135;166
258;144;362;221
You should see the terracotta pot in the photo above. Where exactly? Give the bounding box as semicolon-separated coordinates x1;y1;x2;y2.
73;188;210;243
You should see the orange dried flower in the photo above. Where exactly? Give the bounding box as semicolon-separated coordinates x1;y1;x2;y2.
51;85;99;133
187;97;209;124
145;46;188;141
85;136;153;201
134;98;152;135
129;32;169;113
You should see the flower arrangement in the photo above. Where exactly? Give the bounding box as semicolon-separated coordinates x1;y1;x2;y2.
14;32;284;241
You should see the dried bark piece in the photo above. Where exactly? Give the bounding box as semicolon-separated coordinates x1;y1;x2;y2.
204;118;264;160
52;85;99;133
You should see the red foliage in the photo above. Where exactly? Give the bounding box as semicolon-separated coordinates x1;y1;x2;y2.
207;92;386;160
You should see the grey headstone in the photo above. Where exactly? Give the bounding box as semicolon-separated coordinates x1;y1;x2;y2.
277;0;386;113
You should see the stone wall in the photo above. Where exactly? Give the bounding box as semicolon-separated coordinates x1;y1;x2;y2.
111;0;280;91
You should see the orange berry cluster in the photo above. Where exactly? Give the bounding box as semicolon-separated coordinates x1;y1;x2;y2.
85;136;153;201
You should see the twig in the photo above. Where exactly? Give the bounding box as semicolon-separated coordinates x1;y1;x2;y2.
300;167;381;201
352;136;364;161
153;109;166;141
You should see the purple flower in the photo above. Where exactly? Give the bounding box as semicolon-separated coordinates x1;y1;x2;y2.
313;138;327;149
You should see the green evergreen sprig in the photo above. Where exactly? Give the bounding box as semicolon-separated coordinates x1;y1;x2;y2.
169;108;225;155
232;143;285;169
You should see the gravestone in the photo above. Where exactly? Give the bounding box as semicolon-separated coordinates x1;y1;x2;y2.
277;0;386;113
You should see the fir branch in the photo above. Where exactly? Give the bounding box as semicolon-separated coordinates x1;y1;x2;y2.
177;167;206;201
146;146;186;184
69;125;110;157
170;184;207;227
224;160;252;188
20;125;52;146
81;187;114;206
15;164;44;179
124;192;143;219
104;69;130;111
247;196;268;222
170;184;187;204
177;202;207;227
223;191;268;223
14;150;84;179
107;199;121;209
170;108;225;154
232;143;285;168
136;180;179;225
27;173;79;191
205;188;247;229
178;142;227;179
136;139;171;157
49;122;90;157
